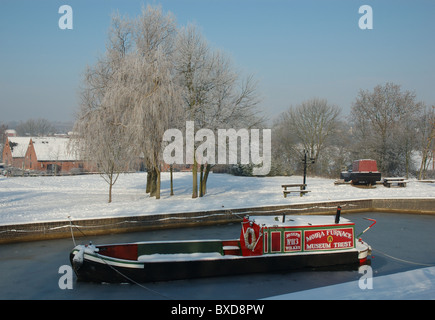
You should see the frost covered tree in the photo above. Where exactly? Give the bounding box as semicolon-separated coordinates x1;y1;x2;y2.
350;83;423;176
16;119;56;136
73;12;136;203
73;56;133;202
274;98;340;176
73;6;181;201
417;105;435;179
174;24;261;197
125;5;181;199
74;5;261;201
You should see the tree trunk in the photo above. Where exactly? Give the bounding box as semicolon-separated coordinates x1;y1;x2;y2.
419;123;435;180
192;156;198;198
156;167;161;199
108;175;113;203
170;164;174;196
199;164;204;197
201;164;211;196
146;170;152;194
149;168;157;197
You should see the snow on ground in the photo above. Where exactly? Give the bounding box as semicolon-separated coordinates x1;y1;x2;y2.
265;266;435;300
0;172;434;225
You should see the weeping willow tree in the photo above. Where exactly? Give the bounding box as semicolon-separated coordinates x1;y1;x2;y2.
73;6;182;201
73;5;262;201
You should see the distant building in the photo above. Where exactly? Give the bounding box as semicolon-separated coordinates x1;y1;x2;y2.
5;129;17;137
25;137;88;173
2;136;93;174
2;137;29;168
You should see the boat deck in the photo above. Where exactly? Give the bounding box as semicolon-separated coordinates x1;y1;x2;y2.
251;215;352;227
95;239;242;261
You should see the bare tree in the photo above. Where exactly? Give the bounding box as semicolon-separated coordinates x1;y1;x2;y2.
124;51;181;199
270;116;299;176
73;5;262;201
127;5;180;199
16;119;56;136
72;12;136;203
134;5;176;58
73;18;138;201
73;69;133;203
173;24;212;198
174;24;262;197
418;105;435;179
0;123;8;157
280;98;341;176
350;83;422;176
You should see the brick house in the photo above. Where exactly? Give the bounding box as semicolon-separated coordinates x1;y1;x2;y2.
2;137;30;168
24;137;92;173
2;136;93;174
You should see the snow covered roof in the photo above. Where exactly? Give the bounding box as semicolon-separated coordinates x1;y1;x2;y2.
250;215;352;227
6;137;31;158
31;137;80;161
5;129;17;137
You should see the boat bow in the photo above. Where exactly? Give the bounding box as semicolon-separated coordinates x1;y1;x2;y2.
71;243;99;270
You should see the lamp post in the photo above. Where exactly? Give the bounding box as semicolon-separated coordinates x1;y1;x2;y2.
302;149;315;190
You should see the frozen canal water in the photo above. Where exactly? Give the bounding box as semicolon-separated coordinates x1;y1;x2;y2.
1;212;434;300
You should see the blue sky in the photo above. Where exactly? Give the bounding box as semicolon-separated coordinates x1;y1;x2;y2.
1;0;434;124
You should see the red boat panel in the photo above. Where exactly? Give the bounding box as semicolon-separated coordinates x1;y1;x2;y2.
97;244;138;260
222;240;241;255
352;159;378;172
240;217;262;256
271;231;281;252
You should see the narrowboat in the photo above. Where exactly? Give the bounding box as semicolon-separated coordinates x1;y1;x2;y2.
70;213;374;283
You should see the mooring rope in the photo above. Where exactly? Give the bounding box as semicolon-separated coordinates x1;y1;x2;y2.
94;252;174;300
372;248;435;267
0;213;231;234
70;220;174;300
1;203;358;235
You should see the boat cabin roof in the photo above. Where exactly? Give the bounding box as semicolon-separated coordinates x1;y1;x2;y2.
249;215;352;228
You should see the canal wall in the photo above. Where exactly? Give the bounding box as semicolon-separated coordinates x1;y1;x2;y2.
0;198;434;244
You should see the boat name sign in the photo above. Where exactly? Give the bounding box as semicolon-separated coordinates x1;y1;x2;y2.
304;228;354;251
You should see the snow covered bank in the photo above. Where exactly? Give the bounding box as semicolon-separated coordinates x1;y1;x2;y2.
265;266;435;300
0;172;434;225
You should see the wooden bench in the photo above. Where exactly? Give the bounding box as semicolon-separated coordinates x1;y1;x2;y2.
383;177;408;188
282;184;311;197
417;180;435;183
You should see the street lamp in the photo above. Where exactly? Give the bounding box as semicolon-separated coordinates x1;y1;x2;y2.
302;149;315;190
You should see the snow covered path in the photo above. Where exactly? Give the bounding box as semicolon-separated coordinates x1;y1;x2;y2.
0;172;434;225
